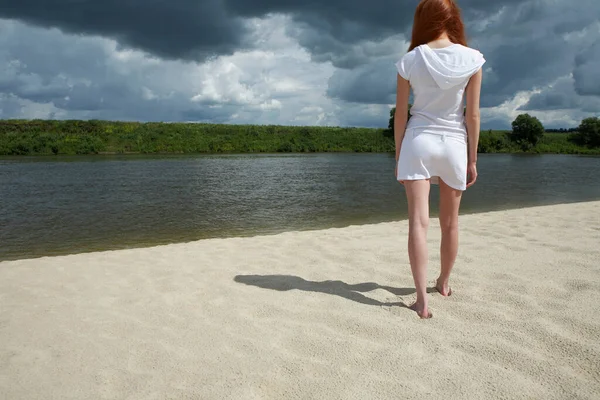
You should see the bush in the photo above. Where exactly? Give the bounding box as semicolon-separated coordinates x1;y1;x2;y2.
571;117;600;148
478;131;512;153
511;114;545;150
1;119;599;156
0;120;396;155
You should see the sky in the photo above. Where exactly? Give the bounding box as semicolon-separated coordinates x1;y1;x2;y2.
0;0;598;129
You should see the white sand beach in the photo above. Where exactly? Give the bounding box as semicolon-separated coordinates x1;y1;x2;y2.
1;201;599;399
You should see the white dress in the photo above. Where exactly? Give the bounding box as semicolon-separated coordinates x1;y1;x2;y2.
395;44;485;191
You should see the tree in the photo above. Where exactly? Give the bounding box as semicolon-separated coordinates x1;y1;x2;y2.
511;113;545;150
388;104;412;133
572;117;600;148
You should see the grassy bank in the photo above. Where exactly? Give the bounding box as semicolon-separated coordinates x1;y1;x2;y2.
477;130;600;155
0;119;598;156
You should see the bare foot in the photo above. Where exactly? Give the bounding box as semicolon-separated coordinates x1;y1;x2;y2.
410;302;433;319
436;278;452;297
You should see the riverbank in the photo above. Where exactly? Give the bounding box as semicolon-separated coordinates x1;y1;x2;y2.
1;201;599;399
1;119;599;155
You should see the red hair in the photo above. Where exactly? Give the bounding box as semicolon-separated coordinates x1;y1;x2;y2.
408;0;467;51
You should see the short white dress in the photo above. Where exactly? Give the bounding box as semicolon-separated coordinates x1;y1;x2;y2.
395;43;485;191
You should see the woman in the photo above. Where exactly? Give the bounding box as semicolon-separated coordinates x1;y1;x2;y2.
394;0;485;319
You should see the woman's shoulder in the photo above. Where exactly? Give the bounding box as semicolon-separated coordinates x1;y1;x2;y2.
452;44;485;59
395;43;485;80
395;49;418;80
395;47;420;69
397;47;418;61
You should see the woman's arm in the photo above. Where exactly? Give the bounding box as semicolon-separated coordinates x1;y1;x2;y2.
465;69;483;164
464;68;483;188
395;74;411;162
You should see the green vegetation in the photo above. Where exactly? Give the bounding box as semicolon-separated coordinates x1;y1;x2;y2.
510;113;545;150
477;130;599;155
0;119;393;155
570;117;600;148
478;114;600;154
0;118;599;156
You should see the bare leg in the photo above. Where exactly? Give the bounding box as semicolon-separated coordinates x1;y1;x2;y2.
404;180;432;318
437;179;463;296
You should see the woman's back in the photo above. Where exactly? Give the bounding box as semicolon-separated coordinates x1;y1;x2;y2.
395;43;485;138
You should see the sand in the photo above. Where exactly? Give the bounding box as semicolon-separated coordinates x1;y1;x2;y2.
1;201;599;400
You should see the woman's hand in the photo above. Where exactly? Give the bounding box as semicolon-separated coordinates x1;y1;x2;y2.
466;161;478;188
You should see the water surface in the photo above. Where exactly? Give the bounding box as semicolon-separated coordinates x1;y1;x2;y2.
1;153;599;261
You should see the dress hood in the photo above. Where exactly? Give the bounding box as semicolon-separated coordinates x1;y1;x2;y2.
416;44;486;90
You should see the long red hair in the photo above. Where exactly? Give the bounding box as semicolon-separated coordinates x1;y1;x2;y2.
408;0;467;51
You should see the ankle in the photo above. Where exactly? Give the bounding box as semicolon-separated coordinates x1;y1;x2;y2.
414;296;428;306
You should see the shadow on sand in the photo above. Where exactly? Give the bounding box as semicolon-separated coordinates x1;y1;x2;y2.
234;274;421;308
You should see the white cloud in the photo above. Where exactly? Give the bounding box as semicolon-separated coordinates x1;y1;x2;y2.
0;15;343;126
482;78;595;129
0;1;599;130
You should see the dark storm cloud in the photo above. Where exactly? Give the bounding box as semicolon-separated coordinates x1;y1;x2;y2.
296;0;599;114
326;0;600;111
574;42;600;97
0;94;25;118
471;0;600;109
327;59;397;105
0;0;249;62
519;77;600;113
0;77;69;104
478;37;575;108
0;21;234;122
0;23;139;112
0;0;526;64
224;0;528;68
0;0;599;127
2;0;591;107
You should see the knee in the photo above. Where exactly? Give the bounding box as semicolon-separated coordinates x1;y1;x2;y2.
440;218;458;234
409;215;429;232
